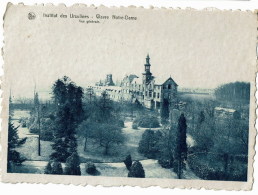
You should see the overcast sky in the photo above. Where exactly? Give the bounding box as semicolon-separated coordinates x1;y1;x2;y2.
4;6;256;99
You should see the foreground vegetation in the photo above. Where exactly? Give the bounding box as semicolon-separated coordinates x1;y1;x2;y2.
8;79;249;181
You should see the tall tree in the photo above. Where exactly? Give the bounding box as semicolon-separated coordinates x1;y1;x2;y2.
7;122;27;172
33;92;42;156
85;87;94;102
9;89;14;119
174;114;187;179
158;126;176;169
34;92;40;111
161;99;170;124
50;76;84;162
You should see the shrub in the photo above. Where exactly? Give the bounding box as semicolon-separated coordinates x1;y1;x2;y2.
132;123;138;129
21;122;27;128
128;161;145;178
51;161;63;175
44;161;53;174
116;119;125;128
133;115;160;128
29;122;39;134
85;162;97;175
41;129;54;141
138;130;162;159
28;117;54;141
49;114;55;120
187;150;248;182
124;155;132;170
64;153;81;175
188;155;225;180
19;117;28;127
28;115;55;141
158;157;173;169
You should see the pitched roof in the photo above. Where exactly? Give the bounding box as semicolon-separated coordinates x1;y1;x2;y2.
128;74;138;83
154;76;178;86
131;77;142;84
122;74;139;83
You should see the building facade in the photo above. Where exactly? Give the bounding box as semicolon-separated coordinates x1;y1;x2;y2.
90;55;178;110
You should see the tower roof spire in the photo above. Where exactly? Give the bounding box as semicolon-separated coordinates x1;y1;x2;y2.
146;53;150;65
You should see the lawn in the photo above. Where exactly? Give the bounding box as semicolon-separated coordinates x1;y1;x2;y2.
11;110;199;179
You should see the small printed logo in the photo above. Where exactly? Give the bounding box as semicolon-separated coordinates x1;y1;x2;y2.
28;12;36;20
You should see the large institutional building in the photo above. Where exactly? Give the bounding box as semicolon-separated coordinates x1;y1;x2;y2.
90;55;178;110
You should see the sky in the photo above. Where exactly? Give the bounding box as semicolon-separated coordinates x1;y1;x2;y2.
4;6;257;100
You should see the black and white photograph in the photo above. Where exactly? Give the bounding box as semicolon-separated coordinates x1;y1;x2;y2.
1;3;257;191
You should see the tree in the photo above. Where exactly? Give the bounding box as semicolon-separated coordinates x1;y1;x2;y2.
77;120;95;151
64;152;81;175
174;114;187;179
34;91;40;110
212;118;248;155
128;98;143;119
133;115;160;128
138;130;162;159
192;116;215;153
33;92;42;156
79;88;125;156
197;111;205;126
158;126;176;169
203;100;216;118
7;122;27;172
214;82;250;103
50;76;84;162
96;123;124;155
124;155;132;170
92;91;114;123
85;87;95;102
9;90;14;119
161;99;170;124
128;161;145;178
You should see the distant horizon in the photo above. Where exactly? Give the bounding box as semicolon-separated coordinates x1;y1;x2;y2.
10;79;250;102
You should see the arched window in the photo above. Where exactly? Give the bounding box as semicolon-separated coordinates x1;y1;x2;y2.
168;84;171;89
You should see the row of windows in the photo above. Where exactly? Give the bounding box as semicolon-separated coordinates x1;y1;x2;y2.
125;83;174;90
145;91;160;99
123;84;175;92
163;84;173;89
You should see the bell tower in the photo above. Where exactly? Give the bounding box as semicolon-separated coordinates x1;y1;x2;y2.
142;54;152;84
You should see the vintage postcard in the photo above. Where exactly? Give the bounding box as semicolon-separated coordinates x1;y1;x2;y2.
0;3;257;190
